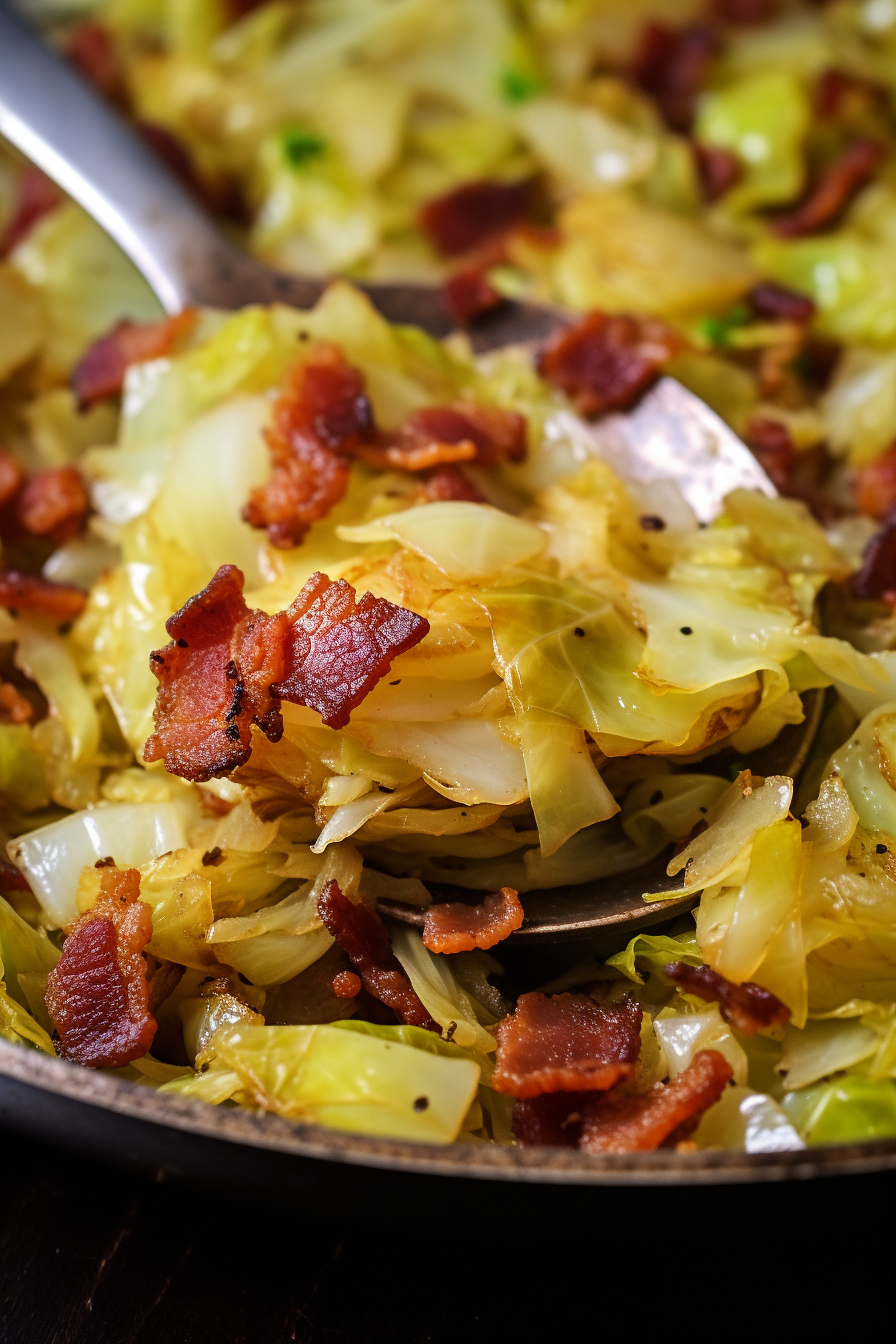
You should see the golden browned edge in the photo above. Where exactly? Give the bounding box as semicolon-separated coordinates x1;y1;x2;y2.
2;1038;895;1185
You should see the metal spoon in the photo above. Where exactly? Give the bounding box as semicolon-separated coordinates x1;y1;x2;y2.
0;3;818;943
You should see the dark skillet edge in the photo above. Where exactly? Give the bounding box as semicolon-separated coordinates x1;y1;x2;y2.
2;1039;896;1192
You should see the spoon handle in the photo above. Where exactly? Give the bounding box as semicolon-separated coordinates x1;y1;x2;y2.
0;2;289;312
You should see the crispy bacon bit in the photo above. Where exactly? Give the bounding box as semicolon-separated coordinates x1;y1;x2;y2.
538;312;681;419
317;880;439;1030
244;346;372;548
440;266;504;325
744;417;796;494
852;512;896;602
418;180;531;256
16;467;89;545
65;20;127;106
631;23;719;132
389;403;527;471
774;138;885;238
693;143;742;203
332;970;362;999
0;452;24;508
492;992;642;1099
72;310;197;410
423;465;485;503
0;570;87;620
712;0;776;25
0;681;34;725
580;1049;733;1153
748;281;816;324
856;447;896;521
0;166;61;257
144;565;428;781
664;961;791;1035
512;1091;588;1147
423;887;523;954
45;866;156;1068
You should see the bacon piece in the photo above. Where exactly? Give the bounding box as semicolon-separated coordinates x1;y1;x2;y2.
631;24;719;133
853;512;896;601
423;465;485;503
538;312;681;419
0;452;24;508
72;310;197;410
512;1091;588;1147
856;447;896;522
580;1049;733;1152
423;887;523;954
748;281;816;323
65;20;127;106
664;961;791;1035
244;346;372;548
712;0;776;24
774;138;885;238
16;466;89;545
744;417;796;494
45;866;156;1068
0;681;34;725
0;570;87;620
143;565;429;781
317;880;439;1030
419;180;531;257
693;143;742;203
440;266;504;325
0;856;30;892
0;166;61;257
492;992;642;1099
365;402;527;473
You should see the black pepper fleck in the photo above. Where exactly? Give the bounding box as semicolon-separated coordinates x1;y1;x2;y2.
413;1096;429;1112
877;844;889;854
639;514;666;531
680;626;693;636
573;627;585;638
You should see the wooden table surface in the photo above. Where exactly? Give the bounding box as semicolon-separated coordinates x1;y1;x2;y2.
0;1123;892;1342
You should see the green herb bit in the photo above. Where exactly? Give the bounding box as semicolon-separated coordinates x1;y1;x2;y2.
282;127;327;168
699;304;750;349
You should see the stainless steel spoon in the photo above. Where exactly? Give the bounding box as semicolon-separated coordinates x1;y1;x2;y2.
0;3;816;944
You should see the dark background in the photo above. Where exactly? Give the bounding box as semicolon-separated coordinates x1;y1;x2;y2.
0;1125;889;1343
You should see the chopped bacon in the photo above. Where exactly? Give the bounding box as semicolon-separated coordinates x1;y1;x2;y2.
538;312;681;419
774;138;885;238
418;180;531;257
693;143;742;203
423;465;485;503
45;866;157;1068
72;310;197;410
64;20;127;106
0;681;34;725
664;961;791;1035
440;266;504;325
0;570;87;621
143;565;428;781
423;887;523;954
0;451;24;509
856;446;896;521
512;1091;588;1147
712;0;776;24
332;970;362;999
492;992;642;1099
16;466;89;545
317;880;439;1030
852;512;896;601
580;1049;733;1153
244;346;372;548
0;167;62;257
631;23;719;132
744;417;796;494
382;403;527;473
747;281;816;324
